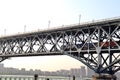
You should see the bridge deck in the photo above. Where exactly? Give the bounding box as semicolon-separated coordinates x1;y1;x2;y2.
0;17;120;39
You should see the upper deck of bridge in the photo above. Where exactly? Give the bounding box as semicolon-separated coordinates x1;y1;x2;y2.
0;17;120;40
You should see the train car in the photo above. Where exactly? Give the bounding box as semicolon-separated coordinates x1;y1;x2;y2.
61;41;119;51
100;41;117;48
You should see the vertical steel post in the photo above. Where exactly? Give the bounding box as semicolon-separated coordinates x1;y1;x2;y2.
34;74;38;80
73;75;75;80
97;27;102;73
109;26;113;74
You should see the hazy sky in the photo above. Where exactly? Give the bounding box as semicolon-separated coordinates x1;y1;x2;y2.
1;0;120;71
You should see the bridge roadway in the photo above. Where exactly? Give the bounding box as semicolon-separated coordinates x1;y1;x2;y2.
0;17;120;75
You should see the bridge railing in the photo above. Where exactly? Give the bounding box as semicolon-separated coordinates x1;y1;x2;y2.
0;75;69;80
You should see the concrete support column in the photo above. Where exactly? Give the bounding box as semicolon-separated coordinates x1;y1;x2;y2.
92;74;117;80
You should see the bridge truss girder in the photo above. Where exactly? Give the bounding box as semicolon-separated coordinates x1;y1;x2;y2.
0;21;120;74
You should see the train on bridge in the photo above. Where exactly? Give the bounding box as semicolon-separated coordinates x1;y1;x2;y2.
61;41;120;50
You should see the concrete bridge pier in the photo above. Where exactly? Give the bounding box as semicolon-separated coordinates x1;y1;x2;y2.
92;74;117;80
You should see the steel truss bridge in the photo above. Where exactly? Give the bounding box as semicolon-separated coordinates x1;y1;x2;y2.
0;17;120;75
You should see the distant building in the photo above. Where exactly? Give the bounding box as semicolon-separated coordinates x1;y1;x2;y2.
80;66;86;78
59;69;70;76
70;68;80;77
115;71;120;79
0;63;119;79
86;67;94;77
0;64;4;74
0;64;4;68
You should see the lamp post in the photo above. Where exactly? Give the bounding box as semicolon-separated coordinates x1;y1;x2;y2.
24;25;26;32
79;14;81;24
4;29;6;36
48;20;51;28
